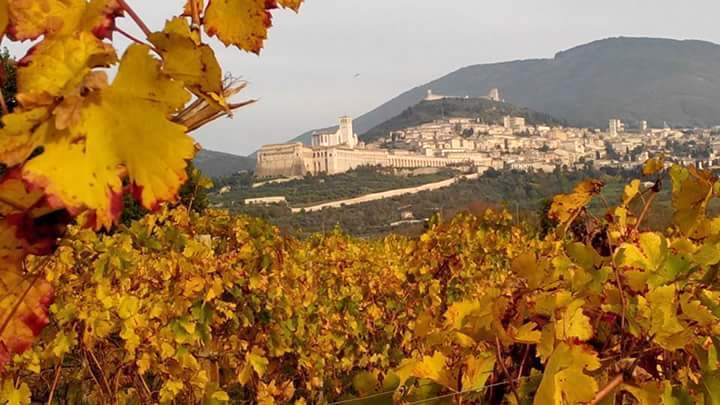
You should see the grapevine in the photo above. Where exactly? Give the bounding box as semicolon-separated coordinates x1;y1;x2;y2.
0;2;719;404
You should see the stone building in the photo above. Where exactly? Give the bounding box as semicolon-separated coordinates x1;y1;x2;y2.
255;117;493;178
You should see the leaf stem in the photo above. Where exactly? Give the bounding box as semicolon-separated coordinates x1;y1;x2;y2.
115;26;153;49
190;0;202;36
117;0;152;37
588;374;623;405
494;337;519;403
0;89;8;116
634;191;658;232
0;258;50;340
47;359;63;405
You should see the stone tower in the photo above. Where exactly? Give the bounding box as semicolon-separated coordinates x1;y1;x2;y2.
338;116;358;148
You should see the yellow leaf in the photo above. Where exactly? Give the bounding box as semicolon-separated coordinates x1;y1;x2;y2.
647;285;690;350
159;380;184;403
643;157;665;176
669;165;715;237
22;45;194;229
6;0;122;40
555;299;593;342
412;351;454;389
623;179;641;205
514;322;542;344
16;31;115;107
534;343;600;405
149;18;223;96
244;347;269;380
461;353;495;391
393;358;418;386
211;390;230;401
118;295;140;320
0;379;31;405
137;352;152;375
548;179;604;227
444;300;481;329
0;219;54;370
0;108;51;167
0;0;8;38
277;0;303;11
6;0;84;40
512;252;543;290
204;0;281;53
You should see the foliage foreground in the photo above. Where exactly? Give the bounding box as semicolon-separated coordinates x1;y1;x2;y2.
0;161;719;404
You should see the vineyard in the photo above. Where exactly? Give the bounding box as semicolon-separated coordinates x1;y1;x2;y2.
0;1;719;404
0;159;718;404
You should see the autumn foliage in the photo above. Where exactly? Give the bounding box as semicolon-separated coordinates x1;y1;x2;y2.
1;2;720;404
0;0;301;387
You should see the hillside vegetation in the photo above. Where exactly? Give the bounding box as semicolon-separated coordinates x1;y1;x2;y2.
214;166;456;206
194;149;256;178
229;167;681;237
362;97;564;142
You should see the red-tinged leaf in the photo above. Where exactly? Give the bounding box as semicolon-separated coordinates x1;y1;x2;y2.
0;219;54;370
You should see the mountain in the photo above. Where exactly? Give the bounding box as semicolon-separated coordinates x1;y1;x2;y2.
287;37;720;144
362;97;564;142
194;150;256;178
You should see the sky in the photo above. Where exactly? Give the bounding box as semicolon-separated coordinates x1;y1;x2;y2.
32;1;720;155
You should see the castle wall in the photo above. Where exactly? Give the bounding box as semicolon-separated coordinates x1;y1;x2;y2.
256;143;311;178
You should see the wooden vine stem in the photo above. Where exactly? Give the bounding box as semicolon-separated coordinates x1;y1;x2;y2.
588;374;623;405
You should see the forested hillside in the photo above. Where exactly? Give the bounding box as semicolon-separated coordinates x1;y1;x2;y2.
287;37;720;145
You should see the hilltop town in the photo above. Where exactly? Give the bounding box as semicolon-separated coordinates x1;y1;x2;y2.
256;90;718;179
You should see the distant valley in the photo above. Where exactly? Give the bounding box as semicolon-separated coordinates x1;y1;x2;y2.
194;150;256;178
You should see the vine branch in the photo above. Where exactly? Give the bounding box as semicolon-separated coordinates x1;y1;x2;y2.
117;0;152;37
588;374;623;405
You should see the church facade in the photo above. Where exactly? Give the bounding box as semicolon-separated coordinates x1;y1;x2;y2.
255;117;492;178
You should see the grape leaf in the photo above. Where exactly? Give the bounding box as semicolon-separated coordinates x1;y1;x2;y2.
513;322;542;344
643;157;665;176
0;220;54;370
411;351;454;390
461;353;495;391
670;165;715;237
277;0;303;11
0;380;31;405
203;0;302;53
534;343;600;405
6;0;84;40
22;45;194;229
148;18;223;97
647;285;690;350
0;108;51;167
16;31;116;107
548;179;604;226
6;0;122;41
0;0;8;37
555;299;593;342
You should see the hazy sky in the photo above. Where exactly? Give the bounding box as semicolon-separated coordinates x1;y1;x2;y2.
47;1;720;155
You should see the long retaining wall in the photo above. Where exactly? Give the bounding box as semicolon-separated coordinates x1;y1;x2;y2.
290;173;480;213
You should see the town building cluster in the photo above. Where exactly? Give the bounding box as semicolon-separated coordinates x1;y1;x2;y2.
256;101;720;179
